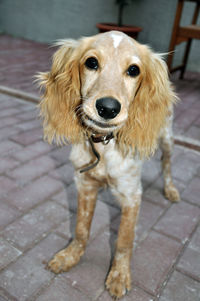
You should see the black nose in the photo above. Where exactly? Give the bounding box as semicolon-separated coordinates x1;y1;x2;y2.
96;97;121;120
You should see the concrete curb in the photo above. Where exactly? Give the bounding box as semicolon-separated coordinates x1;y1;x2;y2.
0;85;39;104
174;134;200;152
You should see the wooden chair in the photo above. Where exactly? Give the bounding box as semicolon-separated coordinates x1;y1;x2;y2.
167;0;200;79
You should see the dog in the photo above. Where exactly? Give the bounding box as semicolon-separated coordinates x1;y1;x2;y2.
38;31;180;299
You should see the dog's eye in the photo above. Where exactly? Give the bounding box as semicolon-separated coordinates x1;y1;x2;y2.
85;57;99;70
127;65;140;77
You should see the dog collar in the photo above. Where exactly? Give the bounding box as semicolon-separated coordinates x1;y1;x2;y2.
79;132;114;173
90;132;114;144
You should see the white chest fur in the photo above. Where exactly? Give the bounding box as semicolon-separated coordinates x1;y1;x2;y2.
70;140;143;206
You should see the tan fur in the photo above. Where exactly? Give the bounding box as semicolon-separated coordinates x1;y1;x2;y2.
106;201;140;297
39;31;180;299
48;175;98;273
39;37;94;145
117;45;178;157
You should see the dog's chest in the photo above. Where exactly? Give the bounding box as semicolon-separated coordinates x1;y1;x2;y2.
70;140;141;184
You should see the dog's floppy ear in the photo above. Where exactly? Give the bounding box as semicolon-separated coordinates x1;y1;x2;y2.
38;39;84;145
117;45;178;157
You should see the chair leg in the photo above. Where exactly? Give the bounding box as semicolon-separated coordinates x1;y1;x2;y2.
167;0;184;72
180;1;199;79
180;38;192;79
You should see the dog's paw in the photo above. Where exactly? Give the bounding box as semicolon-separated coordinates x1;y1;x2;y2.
48;240;84;274
106;266;131;299
164;184;180;203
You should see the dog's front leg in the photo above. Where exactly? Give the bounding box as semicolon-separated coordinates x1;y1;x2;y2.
106;196;141;298
48;174;98;274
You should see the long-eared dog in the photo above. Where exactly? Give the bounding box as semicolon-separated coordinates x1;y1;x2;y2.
39;31;180;299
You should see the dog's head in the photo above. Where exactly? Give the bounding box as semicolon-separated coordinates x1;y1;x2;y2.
39;31;177;157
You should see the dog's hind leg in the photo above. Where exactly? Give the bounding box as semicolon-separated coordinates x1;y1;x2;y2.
48;174;98;273
160;113;180;202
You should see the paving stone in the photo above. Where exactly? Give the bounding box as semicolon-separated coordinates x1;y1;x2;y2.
177;247;200;281
135;200;164;242
0;176;18;196
0;297;7;301
0;36;53;95
16;108;38;121
98;188;118;208
97;287;154;301
49;163;74;185
152;175;186;195
7;155;57;185
189;225;200;251
154;201;200;243
0;116;20;129
159;270;200;301
0;126;21;141
194;115;200;126
14;119;41;131
63;229;115;300
53;214;74;242
0;140;23;157
174;108;200;133
15;102;35;113
0;157;19;174
182;178;200;206
0;107;22;118
0;95;21;107
64;261;106;299
143;187;170;208
51;183;77;212
132;231;182;295
177;226;200;281
0;201;21;230
3;175;64;211
55;200;119;242
12;140;53;163
172;150;200;182
0;234;66;301
185;125;200;141
3;201;69;250
173;226;200;281
36;275;89;301
10;127;43;146
141;159;161;187
91;200;119;239
49;145;71;165
0;238;22;270
197;166;200;177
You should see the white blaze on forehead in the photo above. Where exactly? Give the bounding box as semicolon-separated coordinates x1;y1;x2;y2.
132;55;141;65
111;33;123;48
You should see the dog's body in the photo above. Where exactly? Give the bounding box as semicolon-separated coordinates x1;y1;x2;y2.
39;31;180;298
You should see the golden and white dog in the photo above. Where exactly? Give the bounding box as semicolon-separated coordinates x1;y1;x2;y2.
39;31;180;299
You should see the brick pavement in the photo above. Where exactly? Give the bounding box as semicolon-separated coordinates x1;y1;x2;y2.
0;92;200;301
0;35;200;300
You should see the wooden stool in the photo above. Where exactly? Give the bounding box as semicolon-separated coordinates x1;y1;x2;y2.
167;0;200;79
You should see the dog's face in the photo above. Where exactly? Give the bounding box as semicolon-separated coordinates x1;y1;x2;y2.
39;30;176;156
80;32;142;134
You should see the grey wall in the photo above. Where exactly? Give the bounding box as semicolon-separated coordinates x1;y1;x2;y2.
0;0;199;71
